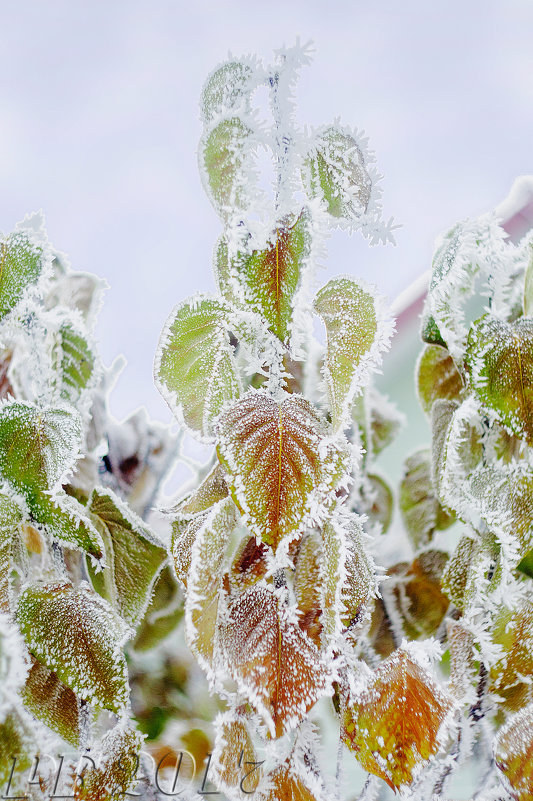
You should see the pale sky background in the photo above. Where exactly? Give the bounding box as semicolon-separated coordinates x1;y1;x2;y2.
1;0;532;424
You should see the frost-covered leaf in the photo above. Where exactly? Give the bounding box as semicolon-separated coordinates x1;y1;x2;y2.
367;388;404;457
51;318;96;406
441;535;481;610
258;762;319;801
87;489;166;627
294;531;323;647
132;566;183;652
221;582;331;738
321;513;376;647
0;401;82;494
388;551;449;640
447;620;476;700
314;277;390;429
0;712;33;793
45;267;105;325
420;216;506;358
0;493;22;611
155;296;241;439
342;647;454;790
0;224;51;321
490;602;533;710
416;344;464;415
16;581;131;713
74;724;144;801
200;117;253;221
22;658;84;747
32;492;104;558
495;702;533;801
177;462;228;515
186;497;236;674
466;316;533;444
400;449;454;550
217;210;310;343
302;126;372;222
360;473;393;534
171;511;206;590
212;711;260;798
217;390;348;550
201;60;253;123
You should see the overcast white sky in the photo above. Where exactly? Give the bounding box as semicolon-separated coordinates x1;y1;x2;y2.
1;0;532;423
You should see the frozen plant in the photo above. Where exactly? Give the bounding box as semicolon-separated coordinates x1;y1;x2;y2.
0;213;182;798
154;45;465;801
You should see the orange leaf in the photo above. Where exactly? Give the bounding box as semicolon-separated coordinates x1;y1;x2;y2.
220;583;331;738
342;647;454;790
217;390;348;551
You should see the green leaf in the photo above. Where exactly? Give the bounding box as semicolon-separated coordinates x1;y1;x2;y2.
155;296;241;439
201;61;253;123
421;314;446;348
0;401;82;495
51;319;96;405
200;117;253;221
31;492;105;558
466;315;533;444
400;449;455;551
87;488;167;627
216;390;349;550
0;713;33;793
22;658;85;747
302;126;372;221
416;345;463;415
217;210;311;343
132;566;183;652
0;223;50;321
314;277;388;429
17;581;131;713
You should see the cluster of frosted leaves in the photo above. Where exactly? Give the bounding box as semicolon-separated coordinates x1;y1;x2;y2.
216;390;349;551
74;724;144;801
399;448;454;550
434;398;533;566
16;581;131;713
155;296;241;439
0;400;104;557
220;582;332;738
495;702;533;800
86;488;167;627
314;277;392;430
216;208;311;345
466;315;533;445
341;647;454;790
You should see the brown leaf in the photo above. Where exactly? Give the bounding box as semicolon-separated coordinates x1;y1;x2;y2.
495;702;533;801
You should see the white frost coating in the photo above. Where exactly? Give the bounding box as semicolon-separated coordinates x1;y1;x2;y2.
0;613;29;724
422;214;511;359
